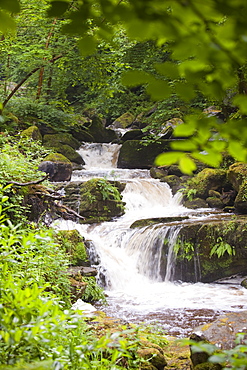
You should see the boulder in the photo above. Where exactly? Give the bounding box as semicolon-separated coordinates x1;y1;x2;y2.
117;140;171;169
150;167;168;179
234;180;247;214
121;129;145;142
43;132;81;149
183;198;209;209
160;175;184;194
130;216;189;228
87;115;118;143
43;133;84;164
38;153;72;182
21;125;42;141
191;311;247;350
186;168;228;199
111;112;135;129
228;162;247;191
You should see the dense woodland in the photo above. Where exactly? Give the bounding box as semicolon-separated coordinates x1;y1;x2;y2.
1;0;247;369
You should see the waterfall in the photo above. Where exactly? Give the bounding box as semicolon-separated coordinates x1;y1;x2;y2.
56;142;247;336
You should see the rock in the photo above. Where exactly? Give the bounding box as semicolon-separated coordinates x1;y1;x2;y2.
228;162;247;192
117;140;171;169
121;129;145;142
150;167;168;179
130;216;189;228
234;180;247;213
160;125;174;139
80;266;98;277
137;346;167;370
160;175;184;194
167;164;184;177
79;178;125;223
38;153;72;182
183;198;209;209
43;132;81;149
192;311;247;350
21;125;42;141
87;115;118;143
206;197;224;209
111;112;135;129
241;278;247;288
43;133;84;164
71;299;97;317
186;168;228;199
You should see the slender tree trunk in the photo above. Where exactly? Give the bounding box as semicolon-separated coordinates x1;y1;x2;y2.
1;54;63;114
36;19;57;100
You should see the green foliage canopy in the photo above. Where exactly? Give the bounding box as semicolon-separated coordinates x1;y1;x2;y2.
47;0;247;173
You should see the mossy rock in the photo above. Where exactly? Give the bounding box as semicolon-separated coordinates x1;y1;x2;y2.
117;140;171;169
43;132;81;149
55;229;89;266
137;347;167;370
234;179;247;213
228;162;247;191
78;178;125;223
130;216;189;228
112;112;135;129
186;168;228;199
206;197;224;209
121;129;145;142
21;125;42;141
150;167;168;179
38;153;72;181
87;115;118;143
183;198;208;209
52;144;84;164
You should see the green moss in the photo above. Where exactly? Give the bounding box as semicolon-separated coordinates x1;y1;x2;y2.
44;152;71;163
21;125;42;141
55;229;89;266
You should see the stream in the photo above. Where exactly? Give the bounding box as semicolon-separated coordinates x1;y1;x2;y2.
56;142;247;337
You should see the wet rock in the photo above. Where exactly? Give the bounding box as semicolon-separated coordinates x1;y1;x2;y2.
228;162;247;192
192;311;247;350
160;175;184;194
117;139;171;169
88;115;118;143
150;167;168;179
137;345;167;370
234;180;247;213
183;198;208;209
38;153;72;181
111;112;135;129
130;216;189;228
206;197;224;209
121;129;145;142
241;278;247;289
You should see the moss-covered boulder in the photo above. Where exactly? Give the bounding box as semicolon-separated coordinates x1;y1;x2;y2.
43;132;81;149
234;179;247;213
112;112;135;129
121;129;145;142
38;152;72;181
78;178;125;223
21;125;42;141
43;133;84;164
117;140;171;169
185;168;228;199
171;217;247;282
54;229;89;266
228;162;247;191
87;116;118;143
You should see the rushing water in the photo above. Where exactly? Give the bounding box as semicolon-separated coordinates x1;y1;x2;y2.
57;143;247;337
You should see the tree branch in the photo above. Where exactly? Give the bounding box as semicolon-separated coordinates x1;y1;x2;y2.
7;174;49;186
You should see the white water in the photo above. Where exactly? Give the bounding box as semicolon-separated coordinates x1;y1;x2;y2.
57;143;247;336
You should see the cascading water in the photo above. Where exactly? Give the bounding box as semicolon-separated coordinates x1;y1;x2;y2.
57;142;247;337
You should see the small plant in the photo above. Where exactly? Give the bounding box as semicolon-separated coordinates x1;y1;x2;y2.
173;238;195;261
210;237;236;258
97;178;122;202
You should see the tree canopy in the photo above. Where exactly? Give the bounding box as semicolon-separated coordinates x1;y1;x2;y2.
1;0;247;172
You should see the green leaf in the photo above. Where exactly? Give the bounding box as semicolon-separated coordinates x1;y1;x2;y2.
179;155;197;175
155;151;183;166
173;122;197;137
0;10;16;32
0;0;20;13
171;140;198;151
47;1;69;17
78;35;97;56
192;151;222;167
121;70;152;86
228;140;247;161
233;94;247;114
155;62;180;79
146;79;172;100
